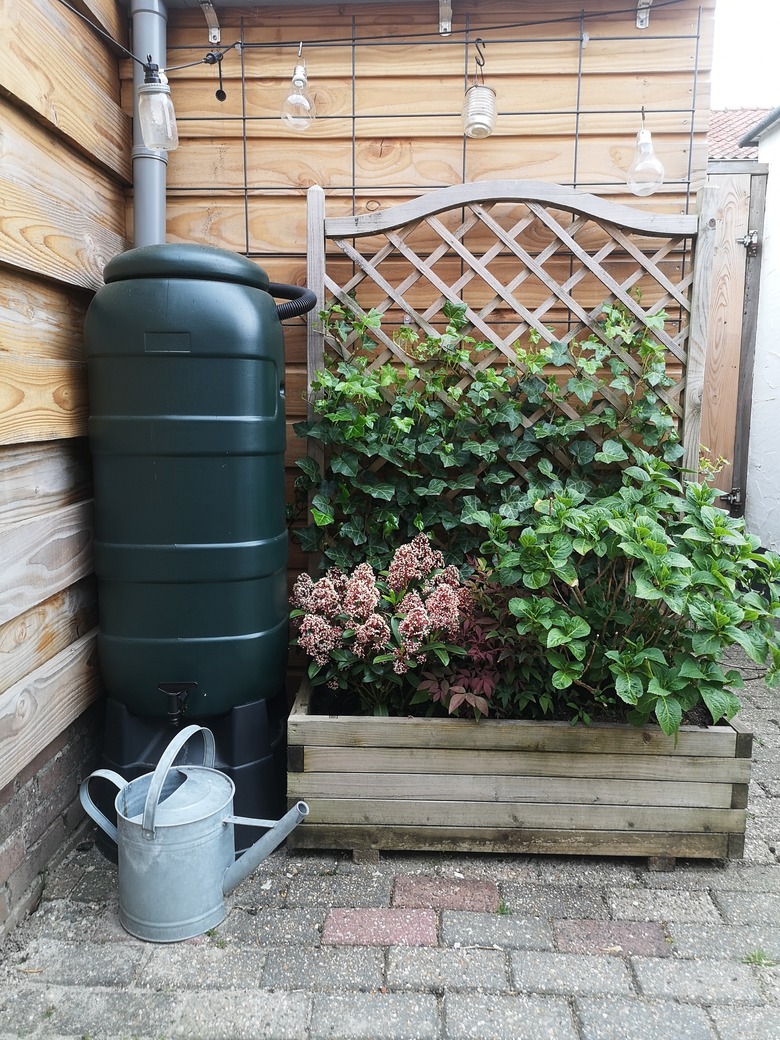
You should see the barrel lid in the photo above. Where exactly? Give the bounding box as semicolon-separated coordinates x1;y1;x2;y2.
127;766;233;828
102;244;270;291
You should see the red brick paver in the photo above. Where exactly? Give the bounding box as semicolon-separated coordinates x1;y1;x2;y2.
322;908;438;946
392;875;500;911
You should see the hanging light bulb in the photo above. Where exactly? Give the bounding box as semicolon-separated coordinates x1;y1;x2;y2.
281;43;316;132
462;39;496;139
137;59;179;151
627;108;664;196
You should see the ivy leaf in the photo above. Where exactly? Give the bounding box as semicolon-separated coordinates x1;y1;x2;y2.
594;439;629;464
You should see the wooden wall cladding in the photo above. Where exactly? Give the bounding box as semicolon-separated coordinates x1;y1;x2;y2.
1;0;128;790
156;0;716;592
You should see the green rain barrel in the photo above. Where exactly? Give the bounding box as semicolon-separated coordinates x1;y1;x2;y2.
85;244;298;719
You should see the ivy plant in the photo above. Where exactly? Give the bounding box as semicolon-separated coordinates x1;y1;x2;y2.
291;299;684;572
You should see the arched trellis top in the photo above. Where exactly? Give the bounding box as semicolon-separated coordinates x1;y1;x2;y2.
306;180;719;477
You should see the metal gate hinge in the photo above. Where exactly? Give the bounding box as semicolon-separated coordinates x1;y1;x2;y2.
737;230;759;257
719;487;743;509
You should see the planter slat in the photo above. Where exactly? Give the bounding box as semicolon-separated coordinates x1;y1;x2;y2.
288;713;738;757
288;772;734;809
288;682;751;860
299;746;751;784
297;797;745;834
290;824;731;860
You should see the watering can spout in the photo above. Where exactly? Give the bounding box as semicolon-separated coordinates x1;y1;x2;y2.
222;801;309;895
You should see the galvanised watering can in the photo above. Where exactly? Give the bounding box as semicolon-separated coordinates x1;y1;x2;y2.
80;724;309;942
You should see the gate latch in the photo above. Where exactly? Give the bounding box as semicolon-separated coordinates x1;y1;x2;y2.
737;230;759;257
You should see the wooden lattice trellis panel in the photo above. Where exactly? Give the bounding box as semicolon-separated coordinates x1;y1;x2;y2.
306;180;718;479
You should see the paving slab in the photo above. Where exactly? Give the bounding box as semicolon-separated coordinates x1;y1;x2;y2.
554;919;670;957
322;908;437;946
140;944;269;989
667;922;780;960
387;946;509;992
173;989;311;1040
310;992;440;1040
393;875;500;911
262;946;384;990
443;993;579;1040
710;1004;780;1040
510;949;635;996
606;888;721;923
500;884;610;919
576;997;717;1040
632;955;764;1004
441;910;554;951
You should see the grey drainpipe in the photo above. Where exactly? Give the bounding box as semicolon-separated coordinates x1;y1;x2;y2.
130;0;169;246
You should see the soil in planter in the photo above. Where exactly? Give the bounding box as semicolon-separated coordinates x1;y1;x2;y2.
308;684;718;728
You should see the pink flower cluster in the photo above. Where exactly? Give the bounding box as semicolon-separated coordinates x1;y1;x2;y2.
290;536;475;681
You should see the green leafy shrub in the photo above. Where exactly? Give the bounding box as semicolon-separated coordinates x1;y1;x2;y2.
290;299;780;734
291;300;683;572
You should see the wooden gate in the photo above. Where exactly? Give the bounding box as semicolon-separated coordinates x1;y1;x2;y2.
305;179;719;492
702;163;768;515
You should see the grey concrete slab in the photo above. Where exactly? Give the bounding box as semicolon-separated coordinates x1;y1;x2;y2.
285;873;394;908
712;890;780;925
510;950;635;996
310;992;440;1039
0;984;53;1036
443;993;579;1040
441;910;554;951
667;922;780;960
606;888;722;923
261;946;384;990
500;884;610;919
173;989;311;1039
44;985;183;1038
576;997;717;1040
141;944;268;989
710;1005;780;1040
7;938;145;987
387;947;509;992
632;955;764;1004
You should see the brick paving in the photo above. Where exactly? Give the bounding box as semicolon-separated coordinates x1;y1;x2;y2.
0;652;779;1039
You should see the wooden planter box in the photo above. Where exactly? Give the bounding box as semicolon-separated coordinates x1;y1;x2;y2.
287;681;753;861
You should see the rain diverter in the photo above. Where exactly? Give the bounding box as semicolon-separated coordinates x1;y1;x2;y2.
80;725;309;942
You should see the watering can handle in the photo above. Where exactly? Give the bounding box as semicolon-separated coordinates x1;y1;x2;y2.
142;725;216;839
79;769;127;846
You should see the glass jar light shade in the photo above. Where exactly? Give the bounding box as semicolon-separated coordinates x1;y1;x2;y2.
627;128;664;196
462;84;497;139
281;64;316;131
137;80;179;151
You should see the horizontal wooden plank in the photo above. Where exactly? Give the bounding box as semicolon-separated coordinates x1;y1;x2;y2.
0;268;90;361
0;441;92;523
0;630;101;792
0;356;88;445
288;771;735;809
1;0;131;181
0;577;97;697
287;823;729;860
162;72;703;125
166;135;705;194
297;796;745;833
300;745;750;784
0;98;127;289
164;194;696;258
0;500;94;626
288;686;740;756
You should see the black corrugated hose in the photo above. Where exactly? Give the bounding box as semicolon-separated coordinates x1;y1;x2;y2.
270;282;318;320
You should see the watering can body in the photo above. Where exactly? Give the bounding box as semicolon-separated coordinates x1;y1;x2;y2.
80;725;308;942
